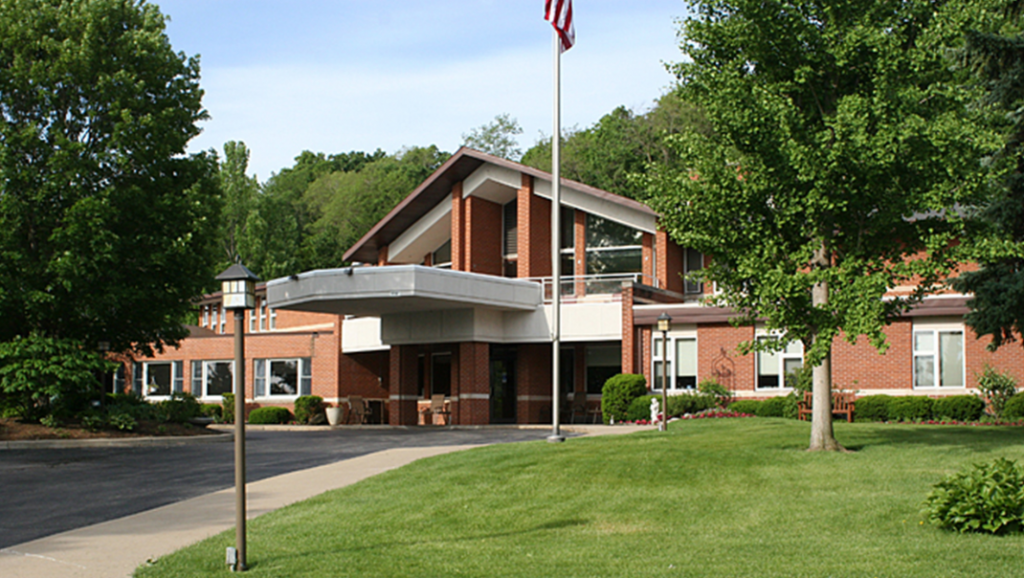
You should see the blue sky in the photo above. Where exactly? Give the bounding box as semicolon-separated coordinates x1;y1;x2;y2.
155;1;691;180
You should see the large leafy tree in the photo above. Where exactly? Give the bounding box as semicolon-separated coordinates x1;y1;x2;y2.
645;0;1001;450
951;11;1024;349
0;0;220;356
217;141;259;270
462;113;524;161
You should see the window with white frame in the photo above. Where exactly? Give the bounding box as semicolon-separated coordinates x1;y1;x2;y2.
140;361;184;397
259;300;267;331
191;360;234;398
683;248;704;295
249;299;258;332
269;306;277;330
219;305;226;333
756;336;803;389
212;305;219;334
432;239;452;269
585;215;642;276
202;305;210;328
254;358;311;398
652;335;698;391
913;324;964;388
503;199;518;277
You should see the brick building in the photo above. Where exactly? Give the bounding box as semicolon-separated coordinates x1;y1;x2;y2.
133;148;1023;424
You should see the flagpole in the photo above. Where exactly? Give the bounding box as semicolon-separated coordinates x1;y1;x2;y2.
548;26;565;444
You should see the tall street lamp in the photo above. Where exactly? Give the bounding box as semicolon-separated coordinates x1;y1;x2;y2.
216;263;259;572
657;312;671;432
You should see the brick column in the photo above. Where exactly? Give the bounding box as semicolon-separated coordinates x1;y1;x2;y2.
517;344;551;424
575;210;586;296
621;285;636;375
389;345;419;425
517;175;552;279
457;342;490;425
377;245;389;267
451;182;465;271
642;232;655;287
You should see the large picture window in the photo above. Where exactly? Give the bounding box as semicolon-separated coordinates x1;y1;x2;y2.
756;336;803;389
254;358;312;398
140;361;184;398
585;215;642;276
914;328;964;388
652;335;698;391
586;344;621;394
191;360;234;398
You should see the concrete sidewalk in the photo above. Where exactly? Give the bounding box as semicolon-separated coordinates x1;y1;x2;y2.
0;424;650;578
0;444;480;578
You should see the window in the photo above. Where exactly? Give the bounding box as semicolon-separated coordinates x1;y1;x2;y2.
585;215;642;276
218;305;226;334
432;239;452;270
212;306;219;334
503;200;518;277
141;361;184;398
431;352;452;396
191;360;234;398
684;248;704;295
652;335;698;391
914;328;964;388
249;299;258;332
254;358;312;398
269;307;277;330
756;336;803;389
259;300;267;331
586;344;621;394
202;305;210;328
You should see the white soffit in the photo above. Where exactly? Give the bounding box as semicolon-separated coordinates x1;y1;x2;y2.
388;199;452;264
463;164;521;205
533;179;657;234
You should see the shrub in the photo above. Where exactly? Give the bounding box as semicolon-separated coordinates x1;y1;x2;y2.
1003;394;1024;421
200;403;223;420
855;395;893;422
601;374;647;424
222;392;235;424
626;395;657;422
698;378;731;407
155;392;202;423
248;406;292;425
667;392;717;417
81;413;105;431
755;396;789;418
976;366;1018;419
107;411;137;431
889;396;933;422
924;458;1024;535
931;396;985;422
728;399;762;415
294;395;324;425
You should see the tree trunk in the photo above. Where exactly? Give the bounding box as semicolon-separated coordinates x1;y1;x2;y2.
808;243;843;451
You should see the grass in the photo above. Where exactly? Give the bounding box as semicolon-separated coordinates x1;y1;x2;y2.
136;419;1024;577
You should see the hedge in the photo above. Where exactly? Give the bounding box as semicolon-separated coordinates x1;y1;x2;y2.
248;406;292;425
931;395;985;422
855;395;893;422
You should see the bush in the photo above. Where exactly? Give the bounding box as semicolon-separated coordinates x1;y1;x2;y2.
154;392;201;423
785;365;813;395
1003;394;1024;421
601;374;647;424
107;411;137;431
728;399;762;415
222;392;235;424
977;366;1018;419
667;392;717;417
889;396;934;422
626;395;657;422
924;458;1024;534
931;396;985;422
755;396;789;418
200;403;222;420
294;395;324;425
698;378;731;408
855;395;893;422
248;406;292;425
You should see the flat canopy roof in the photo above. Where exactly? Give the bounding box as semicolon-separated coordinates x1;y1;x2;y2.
267;265;543;317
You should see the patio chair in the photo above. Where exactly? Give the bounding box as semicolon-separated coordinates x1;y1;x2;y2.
422;393;451;425
570;394;589;424
348;396;368;425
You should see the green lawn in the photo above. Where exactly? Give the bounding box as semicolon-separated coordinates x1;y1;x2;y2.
137;419;1024;577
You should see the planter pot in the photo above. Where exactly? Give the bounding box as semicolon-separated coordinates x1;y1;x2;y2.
326;407;343;426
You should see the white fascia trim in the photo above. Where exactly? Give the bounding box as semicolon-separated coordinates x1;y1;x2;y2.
533;179;657;234
459;393;490;400
463;164;522;197
389;197;453;263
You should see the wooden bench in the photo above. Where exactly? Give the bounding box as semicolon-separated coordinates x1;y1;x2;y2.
797;391;855;423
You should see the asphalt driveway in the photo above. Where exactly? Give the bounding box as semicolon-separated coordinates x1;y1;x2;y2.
0;427;555;549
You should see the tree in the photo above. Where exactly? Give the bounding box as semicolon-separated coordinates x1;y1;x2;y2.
951;12;1024;349
645;0;1001;450
462;113;524;160
217;141;259;269
0;0;220;358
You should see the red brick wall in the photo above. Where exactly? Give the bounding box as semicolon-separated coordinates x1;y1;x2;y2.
517;343;552;423
517;178;553;278
621;286;636;374
832;323;911;391
389;345;419;425
466;195;503;276
642;232;654;287
656;229;684;293
340;350;389;398
699;323;755;392
451;183;465;271
457;342;490;424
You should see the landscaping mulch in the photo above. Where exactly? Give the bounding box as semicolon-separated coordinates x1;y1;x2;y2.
0;417;218;441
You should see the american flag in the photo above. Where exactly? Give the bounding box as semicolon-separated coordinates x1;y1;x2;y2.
545;0;575;52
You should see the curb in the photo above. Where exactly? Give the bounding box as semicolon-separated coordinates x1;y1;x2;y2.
0;432;231;450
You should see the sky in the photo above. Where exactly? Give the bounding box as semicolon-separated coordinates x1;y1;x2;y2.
155;1;691;181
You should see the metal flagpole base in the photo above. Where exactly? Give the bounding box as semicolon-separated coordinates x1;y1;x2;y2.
547;434;565;443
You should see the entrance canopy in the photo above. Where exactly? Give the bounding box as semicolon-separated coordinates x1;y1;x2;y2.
267;265;543;317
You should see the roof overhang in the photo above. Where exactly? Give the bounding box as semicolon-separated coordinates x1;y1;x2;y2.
267;265;543;317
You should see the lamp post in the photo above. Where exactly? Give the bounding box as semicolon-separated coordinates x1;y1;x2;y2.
216;263;259;572
657;312;671;432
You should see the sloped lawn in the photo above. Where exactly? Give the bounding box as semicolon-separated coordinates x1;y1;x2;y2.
136;419;1024;577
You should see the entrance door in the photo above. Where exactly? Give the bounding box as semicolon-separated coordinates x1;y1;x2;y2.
490;346;517;424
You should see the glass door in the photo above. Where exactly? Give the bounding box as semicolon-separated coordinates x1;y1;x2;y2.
490;346;517;424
